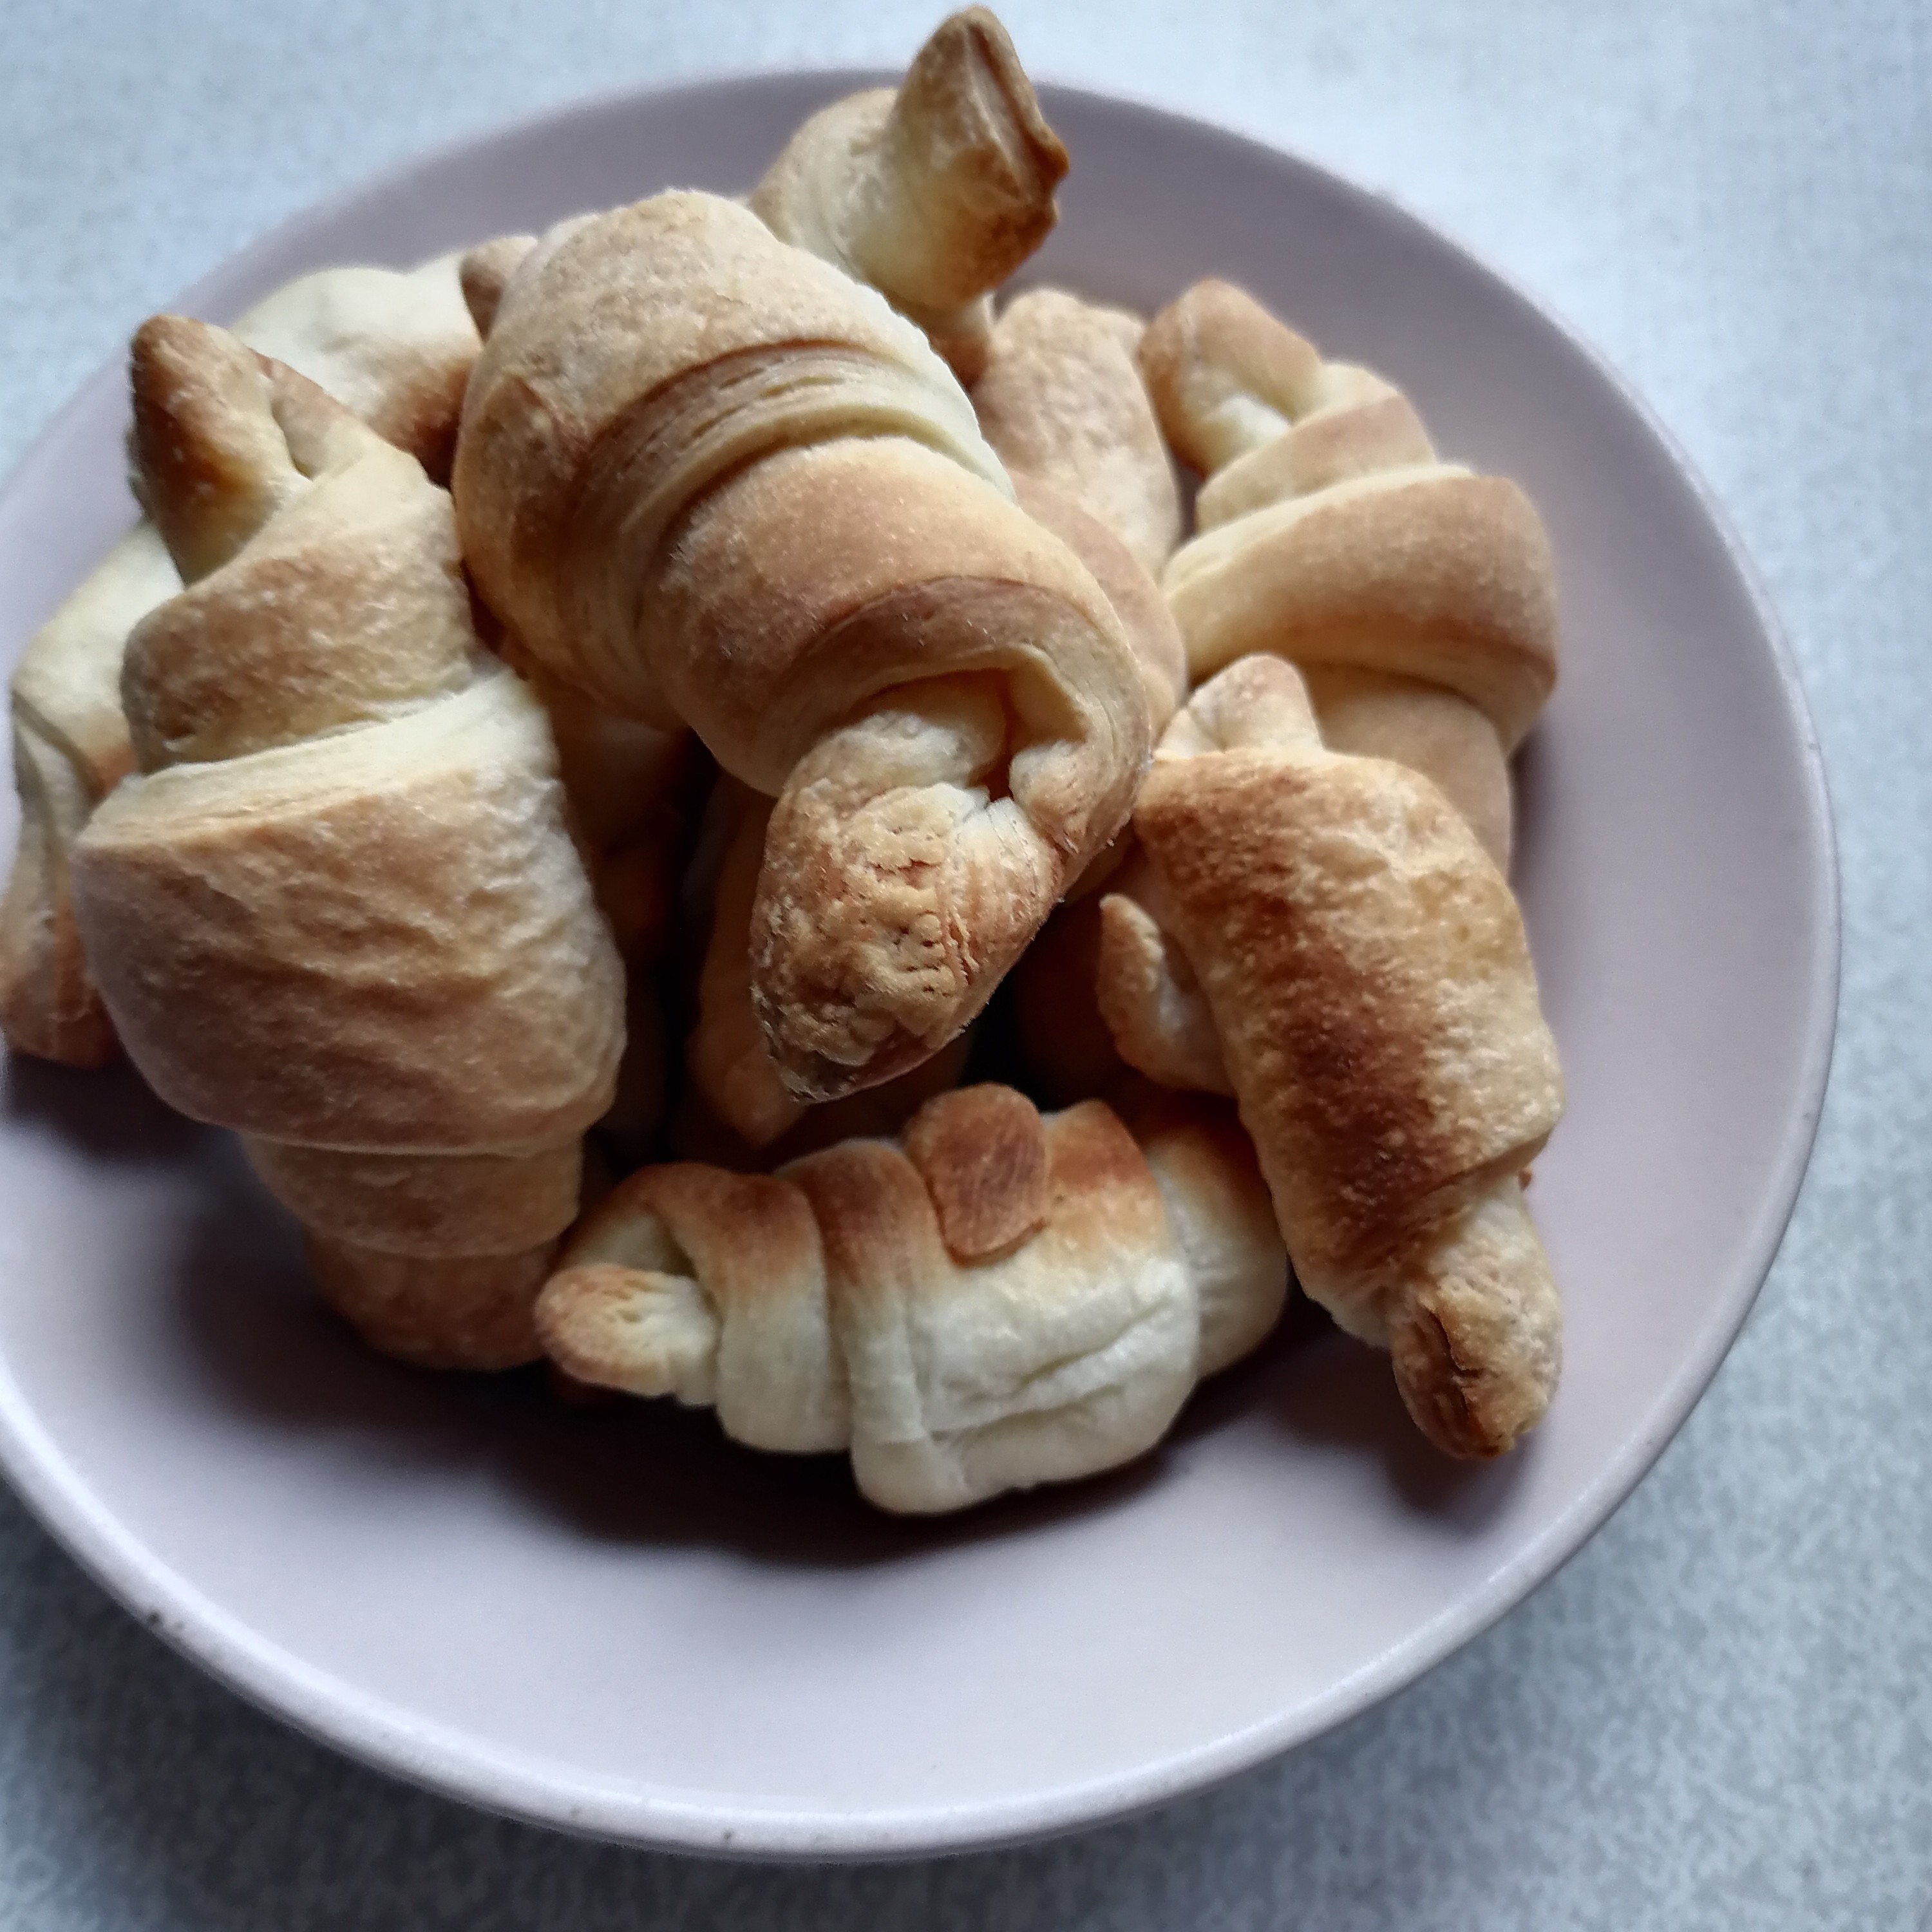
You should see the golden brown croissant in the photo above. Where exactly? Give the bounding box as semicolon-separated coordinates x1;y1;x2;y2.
974;288;1183;580
750;8;1068;381
1141;279;1558;869
1106;654;1564;1457
453;189;1150;1106
1;253;485;1069
537;1083;1286;1512
69;317;623;1369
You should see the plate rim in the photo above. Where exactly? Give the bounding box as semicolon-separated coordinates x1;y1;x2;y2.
0;70;1842;1861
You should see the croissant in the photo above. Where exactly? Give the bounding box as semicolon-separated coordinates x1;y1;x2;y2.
1141;279;1558;869
1106;654;1564;1457
69;317;624;1368
536;1083;1286;1513
453;189;1150;1105
1;252;485;1068
750;8;1068;381
974;288;1183;580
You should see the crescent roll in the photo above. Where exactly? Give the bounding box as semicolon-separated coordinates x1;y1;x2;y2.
70;317;623;1369
1142;279;1559;868
1107;654;1564;1457
536;1084;1287;1513
750;8;1069;381
2;251;485;1068
454;189;1150;1106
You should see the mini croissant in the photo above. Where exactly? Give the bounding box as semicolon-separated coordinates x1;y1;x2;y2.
454;190;1150;1106
69;318;623;1368
1104;655;1564;1457
750;8;1069;381
1;251;485;1069
1142;279;1558;867
538;1084;1286;1513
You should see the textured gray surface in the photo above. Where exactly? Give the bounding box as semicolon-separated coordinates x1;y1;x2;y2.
1;0;1927;1925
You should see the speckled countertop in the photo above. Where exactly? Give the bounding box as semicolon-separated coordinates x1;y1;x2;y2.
1;2;1927;1925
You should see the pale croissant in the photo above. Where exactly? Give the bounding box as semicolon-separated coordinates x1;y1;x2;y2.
1142;279;1558;868
750;8;1068;381
537;1083;1286;1513
453;189;1150;1105
1;252;484;1068
70;318;623;1369
1105;654;1564;1457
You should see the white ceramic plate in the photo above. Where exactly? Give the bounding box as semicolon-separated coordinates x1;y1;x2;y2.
0;76;1837;1859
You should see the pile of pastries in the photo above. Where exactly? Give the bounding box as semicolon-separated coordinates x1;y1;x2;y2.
0;8;1565;1513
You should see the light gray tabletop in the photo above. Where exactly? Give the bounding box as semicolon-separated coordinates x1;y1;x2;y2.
2;1;1926;1926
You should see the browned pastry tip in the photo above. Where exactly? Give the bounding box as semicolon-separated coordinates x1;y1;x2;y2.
887;8;1070;287
902;1082;1051;1263
750;9;1066;379
744;670;1069;1101
538;1160;848;1452
1383;1183;1564;1457
122;319;471;775
877;5;1074;305
0;819;119;1066
129;316;316;582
